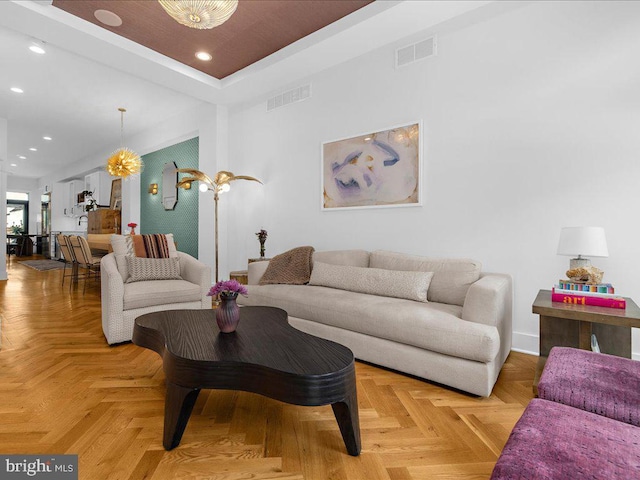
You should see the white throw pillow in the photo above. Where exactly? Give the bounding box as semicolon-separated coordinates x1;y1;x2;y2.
309;262;433;303
125;257;182;283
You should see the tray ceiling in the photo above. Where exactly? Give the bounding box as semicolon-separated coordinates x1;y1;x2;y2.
52;0;374;79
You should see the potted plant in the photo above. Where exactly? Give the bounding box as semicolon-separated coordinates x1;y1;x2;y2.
207;280;248;333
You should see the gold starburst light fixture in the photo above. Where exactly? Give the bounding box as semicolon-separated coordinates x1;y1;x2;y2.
106;108;143;179
158;0;238;30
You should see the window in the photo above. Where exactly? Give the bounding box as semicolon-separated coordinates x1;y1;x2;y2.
7;192;29;235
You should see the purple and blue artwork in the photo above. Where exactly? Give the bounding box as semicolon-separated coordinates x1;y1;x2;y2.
322;123;420;209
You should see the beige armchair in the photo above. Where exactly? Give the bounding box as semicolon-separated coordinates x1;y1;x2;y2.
100;250;212;345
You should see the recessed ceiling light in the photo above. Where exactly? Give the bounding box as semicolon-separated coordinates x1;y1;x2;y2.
10;163;17;167
195;51;212;61
29;147;37;152
94;9;123;27
10;87;24;94
43;136;52;141
29;40;46;55
17;155;26;160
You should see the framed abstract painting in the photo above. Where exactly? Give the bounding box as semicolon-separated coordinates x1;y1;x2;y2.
322;121;421;210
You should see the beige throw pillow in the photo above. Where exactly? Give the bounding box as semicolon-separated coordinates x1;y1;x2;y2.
370;251;481;306
125;257;182;283
309;262;433;303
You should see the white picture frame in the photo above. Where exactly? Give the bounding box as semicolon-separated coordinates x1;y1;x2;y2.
321;121;422;210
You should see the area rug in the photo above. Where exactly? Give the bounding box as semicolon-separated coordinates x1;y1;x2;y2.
19;260;66;271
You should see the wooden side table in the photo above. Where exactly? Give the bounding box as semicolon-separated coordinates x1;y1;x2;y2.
532;289;640;394
229;270;248;285
248;257;271;263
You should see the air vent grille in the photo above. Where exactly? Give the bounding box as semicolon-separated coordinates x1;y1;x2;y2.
396;35;437;68
267;84;311;112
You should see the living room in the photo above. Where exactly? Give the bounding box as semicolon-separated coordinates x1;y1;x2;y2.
1;1;639;478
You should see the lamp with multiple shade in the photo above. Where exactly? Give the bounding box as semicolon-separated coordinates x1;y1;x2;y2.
176;169;262;283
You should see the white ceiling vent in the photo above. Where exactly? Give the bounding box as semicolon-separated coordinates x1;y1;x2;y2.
267;84;312;112
396;35;437;68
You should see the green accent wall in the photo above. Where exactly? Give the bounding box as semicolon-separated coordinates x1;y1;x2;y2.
140;137;199;258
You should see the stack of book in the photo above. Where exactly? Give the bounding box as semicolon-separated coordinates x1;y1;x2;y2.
552;281;626;309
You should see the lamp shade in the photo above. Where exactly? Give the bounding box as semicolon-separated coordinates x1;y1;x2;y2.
557;227;608;257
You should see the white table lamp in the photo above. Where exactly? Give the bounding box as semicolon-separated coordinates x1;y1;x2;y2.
557;226;608;269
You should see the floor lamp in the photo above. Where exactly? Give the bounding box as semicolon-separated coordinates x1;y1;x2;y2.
176;169;262;283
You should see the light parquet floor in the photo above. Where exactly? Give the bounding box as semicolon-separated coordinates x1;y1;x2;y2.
0;254;536;479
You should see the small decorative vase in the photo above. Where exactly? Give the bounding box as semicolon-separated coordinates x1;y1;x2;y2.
259;239;266;258
216;292;240;333
130;227;136;235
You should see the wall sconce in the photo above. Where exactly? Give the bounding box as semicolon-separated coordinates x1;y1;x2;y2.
149;183;158;195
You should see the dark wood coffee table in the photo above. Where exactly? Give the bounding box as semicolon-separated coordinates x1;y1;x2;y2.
132;306;360;455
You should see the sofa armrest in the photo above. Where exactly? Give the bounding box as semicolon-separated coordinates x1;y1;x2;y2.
248;260;270;285
177;252;212;300
101;253;124;315
462;274;512;328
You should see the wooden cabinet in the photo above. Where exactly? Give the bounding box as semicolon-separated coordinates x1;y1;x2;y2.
88;209;120;234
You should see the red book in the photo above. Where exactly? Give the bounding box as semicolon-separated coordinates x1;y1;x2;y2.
551;291;626;309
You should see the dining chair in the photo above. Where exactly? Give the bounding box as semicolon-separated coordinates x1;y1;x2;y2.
68;235;101;294
57;233;77;290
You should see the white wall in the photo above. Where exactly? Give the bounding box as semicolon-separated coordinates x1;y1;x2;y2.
0;117;7;280
227;1;640;356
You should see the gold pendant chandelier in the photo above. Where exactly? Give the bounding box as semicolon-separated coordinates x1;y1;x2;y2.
158;0;238;30
106;108;143;179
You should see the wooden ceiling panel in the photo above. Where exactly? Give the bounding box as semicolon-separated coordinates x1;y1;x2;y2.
52;0;374;79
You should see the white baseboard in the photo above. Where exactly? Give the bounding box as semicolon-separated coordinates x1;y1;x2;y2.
512;330;640;360
511;331;538;356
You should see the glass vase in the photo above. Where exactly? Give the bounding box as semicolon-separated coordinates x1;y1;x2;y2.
216;292;240;333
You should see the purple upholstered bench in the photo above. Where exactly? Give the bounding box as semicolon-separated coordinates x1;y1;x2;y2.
491;398;640;479
538;346;640;427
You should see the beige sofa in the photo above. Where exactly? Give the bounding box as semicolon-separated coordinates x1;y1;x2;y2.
237;250;512;397
100;234;212;345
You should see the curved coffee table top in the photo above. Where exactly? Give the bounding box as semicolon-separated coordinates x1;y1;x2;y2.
133;306;355;406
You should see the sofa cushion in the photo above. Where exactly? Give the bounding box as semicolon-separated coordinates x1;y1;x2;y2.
111;233;178;282
370;251;481;306
125;257;182;283
309;262;433;302
238;284;499;363
313;250;370;268
123;279;201;310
